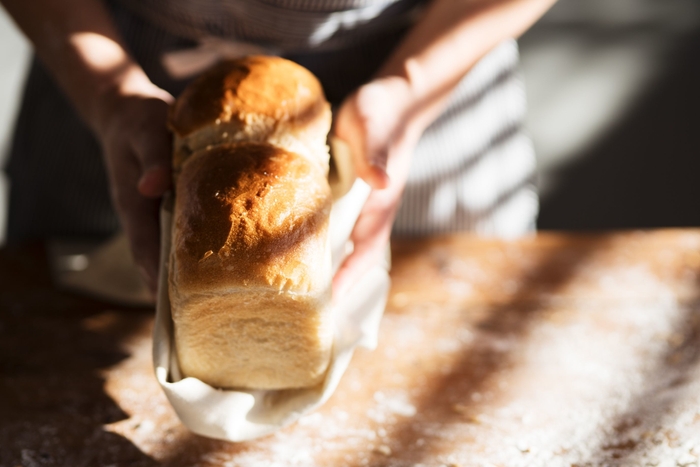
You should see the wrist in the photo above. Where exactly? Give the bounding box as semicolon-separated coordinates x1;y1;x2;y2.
359;73;433;141
65;32;172;136
92;65;173;139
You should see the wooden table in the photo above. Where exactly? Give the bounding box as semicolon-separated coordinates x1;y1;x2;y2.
2;231;700;467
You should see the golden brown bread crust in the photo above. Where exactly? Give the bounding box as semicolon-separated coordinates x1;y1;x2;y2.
168;56;330;174
169;56;326;136
171;142;331;295
169;142;333;389
167;56;334;390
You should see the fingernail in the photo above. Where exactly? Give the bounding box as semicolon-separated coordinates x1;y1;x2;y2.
140;166;164;183
369;163;390;188
138;166;170;197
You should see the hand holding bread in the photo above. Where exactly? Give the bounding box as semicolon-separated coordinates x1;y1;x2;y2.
97;76;175;293
332;76;419;301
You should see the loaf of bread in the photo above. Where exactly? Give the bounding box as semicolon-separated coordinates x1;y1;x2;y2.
167;56;334;390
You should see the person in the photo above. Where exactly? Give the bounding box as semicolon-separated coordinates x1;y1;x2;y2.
1;0;556;299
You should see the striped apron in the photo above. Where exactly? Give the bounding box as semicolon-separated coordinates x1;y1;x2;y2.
5;0;537;241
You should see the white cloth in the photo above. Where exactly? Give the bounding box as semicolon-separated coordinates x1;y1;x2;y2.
153;173;390;441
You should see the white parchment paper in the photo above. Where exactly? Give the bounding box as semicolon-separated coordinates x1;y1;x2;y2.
153;178;390;441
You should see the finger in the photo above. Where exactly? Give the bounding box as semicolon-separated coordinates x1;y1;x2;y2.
354;77;413;186
137;165;171;198
355;81;393;171
124;195;161;294
332;229;388;304
334;93;390;190
105;144;162;294
332;188;398;302
129;98;173;198
364;164;391;190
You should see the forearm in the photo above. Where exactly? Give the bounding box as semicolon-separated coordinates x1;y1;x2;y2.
379;0;557;129
1;0;155;134
3;0;175;289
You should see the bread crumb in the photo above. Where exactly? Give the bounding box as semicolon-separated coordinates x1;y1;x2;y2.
374;445;392;456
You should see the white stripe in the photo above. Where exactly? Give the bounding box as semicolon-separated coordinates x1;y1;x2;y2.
115;0;421;51
393;41;538;237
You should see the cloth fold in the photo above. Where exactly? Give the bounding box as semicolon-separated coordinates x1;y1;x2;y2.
153;151;391;441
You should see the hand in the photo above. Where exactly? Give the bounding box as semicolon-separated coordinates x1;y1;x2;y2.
94;70;174;293
332;76;423;302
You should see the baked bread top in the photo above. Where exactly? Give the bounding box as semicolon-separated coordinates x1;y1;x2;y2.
168;56;330;173
171;141;332;296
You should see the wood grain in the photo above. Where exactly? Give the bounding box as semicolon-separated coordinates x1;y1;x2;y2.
2;230;700;466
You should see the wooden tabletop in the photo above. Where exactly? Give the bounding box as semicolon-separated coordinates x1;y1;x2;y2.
2;230;700;467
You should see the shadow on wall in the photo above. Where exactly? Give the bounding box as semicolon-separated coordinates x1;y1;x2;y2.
537;29;700;230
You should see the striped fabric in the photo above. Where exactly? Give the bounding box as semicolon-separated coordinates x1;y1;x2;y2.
4;0;537;242
115;0;423;52
394;40;538;237
6;57;120;241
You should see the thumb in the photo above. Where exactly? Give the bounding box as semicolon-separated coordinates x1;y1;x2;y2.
131;97;174;198
340;76;414;189
334;97;389;190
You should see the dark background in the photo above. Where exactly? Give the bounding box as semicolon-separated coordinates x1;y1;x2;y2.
519;0;700;230
1;0;699;235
